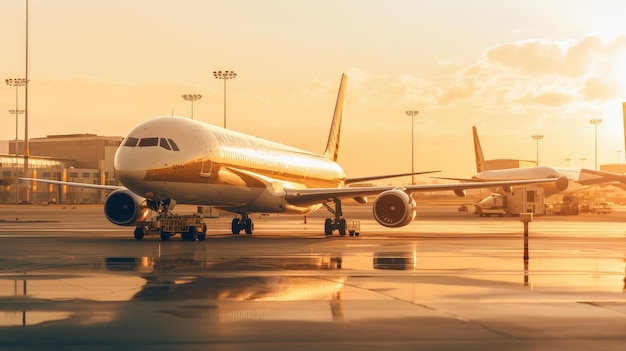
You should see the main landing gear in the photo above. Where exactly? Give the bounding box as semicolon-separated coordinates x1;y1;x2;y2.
229;203;360;237
323;198;360;237
232;213;254;235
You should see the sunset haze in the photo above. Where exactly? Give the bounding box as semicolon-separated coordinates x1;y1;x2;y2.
1;0;625;182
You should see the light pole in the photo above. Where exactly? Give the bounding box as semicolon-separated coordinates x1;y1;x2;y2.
24;0;31;203
6;78;27;203
531;135;544;166
564;158;571;167
8;109;24;204
182;94;202;120
6;79;27;150
580;158;586;168
213;70;237;128
616;150;622;164
405;110;419;185
589;118;602;170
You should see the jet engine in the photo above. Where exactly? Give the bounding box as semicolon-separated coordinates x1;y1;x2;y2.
555;175;569;191
104;189;151;226
372;189;416;227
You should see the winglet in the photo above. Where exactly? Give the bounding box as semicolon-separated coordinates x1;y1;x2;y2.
323;74;348;162
472;126;488;173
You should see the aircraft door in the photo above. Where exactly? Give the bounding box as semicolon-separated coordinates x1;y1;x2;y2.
192;129;213;177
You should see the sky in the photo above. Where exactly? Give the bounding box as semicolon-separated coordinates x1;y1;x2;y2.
1;0;626;182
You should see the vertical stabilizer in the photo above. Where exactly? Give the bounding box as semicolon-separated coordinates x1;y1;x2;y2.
472;126;488;172
323;74;348;162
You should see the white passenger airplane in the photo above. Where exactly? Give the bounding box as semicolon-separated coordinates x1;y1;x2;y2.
24;74;562;241
437;126;617;197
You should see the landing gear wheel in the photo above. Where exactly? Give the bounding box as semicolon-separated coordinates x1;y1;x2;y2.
186;226;197;241
198;223;207;241
324;218;333;236
134;227;145;240
232;218;241;235
160;232;171;241
338;218;347;236
244;219;254;235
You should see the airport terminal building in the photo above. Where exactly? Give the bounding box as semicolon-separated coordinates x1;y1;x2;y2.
0;134;123;204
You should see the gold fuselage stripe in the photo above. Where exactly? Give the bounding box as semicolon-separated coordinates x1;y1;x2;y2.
143;159;345;189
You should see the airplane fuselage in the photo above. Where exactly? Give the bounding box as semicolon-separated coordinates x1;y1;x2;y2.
474;166;575;197
115;117;346;214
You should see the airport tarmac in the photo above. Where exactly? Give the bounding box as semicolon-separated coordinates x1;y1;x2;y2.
1;203;626;350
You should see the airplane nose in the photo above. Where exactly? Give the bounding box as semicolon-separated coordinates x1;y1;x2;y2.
114;147;146;188
116;169;146;189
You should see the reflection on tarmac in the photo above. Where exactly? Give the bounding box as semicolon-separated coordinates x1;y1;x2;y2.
2;204;626;349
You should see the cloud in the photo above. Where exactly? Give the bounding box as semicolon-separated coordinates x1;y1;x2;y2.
439;35;626;110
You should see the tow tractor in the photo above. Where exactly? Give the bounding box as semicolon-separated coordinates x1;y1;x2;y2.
134;213;207;241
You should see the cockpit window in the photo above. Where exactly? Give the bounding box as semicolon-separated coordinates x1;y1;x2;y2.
126;137;179;151
159;138;171;150
138;137;159;147
168;139;180;151
124;137;139;147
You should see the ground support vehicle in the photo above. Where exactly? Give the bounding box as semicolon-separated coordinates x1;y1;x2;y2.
347;220;361;237
134;213;207;241
590;202;612;214
475;186;545;217
474;193;507;217
552;195;580;216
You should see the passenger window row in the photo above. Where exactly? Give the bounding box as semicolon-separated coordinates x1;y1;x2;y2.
123;137;180;151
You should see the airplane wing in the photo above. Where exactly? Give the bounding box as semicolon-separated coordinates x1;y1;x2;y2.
576;168;626;185
285;178;559;206
429;176;476;182
20;178;124;191
345;170;440;185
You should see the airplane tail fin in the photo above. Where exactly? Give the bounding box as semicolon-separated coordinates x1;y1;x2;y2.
472;126;488;172
323;73;348;162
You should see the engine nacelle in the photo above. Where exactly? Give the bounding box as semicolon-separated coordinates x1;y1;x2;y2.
104;189;151;226
555;175;569;191
373;189;416;228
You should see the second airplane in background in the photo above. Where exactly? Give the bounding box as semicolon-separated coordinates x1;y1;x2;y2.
26;74;562;240
440;126;623;198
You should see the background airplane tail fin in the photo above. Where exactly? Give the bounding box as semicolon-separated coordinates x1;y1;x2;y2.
323;73;348;162
472;126;488;172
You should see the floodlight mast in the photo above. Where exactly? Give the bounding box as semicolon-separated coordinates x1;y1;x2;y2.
589;119;602;170
405;110;419;185
213;70;237;128
531;135;544;166
182;94;202;120
5;77;26;203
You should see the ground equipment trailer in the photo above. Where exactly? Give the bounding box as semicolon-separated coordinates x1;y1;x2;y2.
134;213;207;241
347;220;361;237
